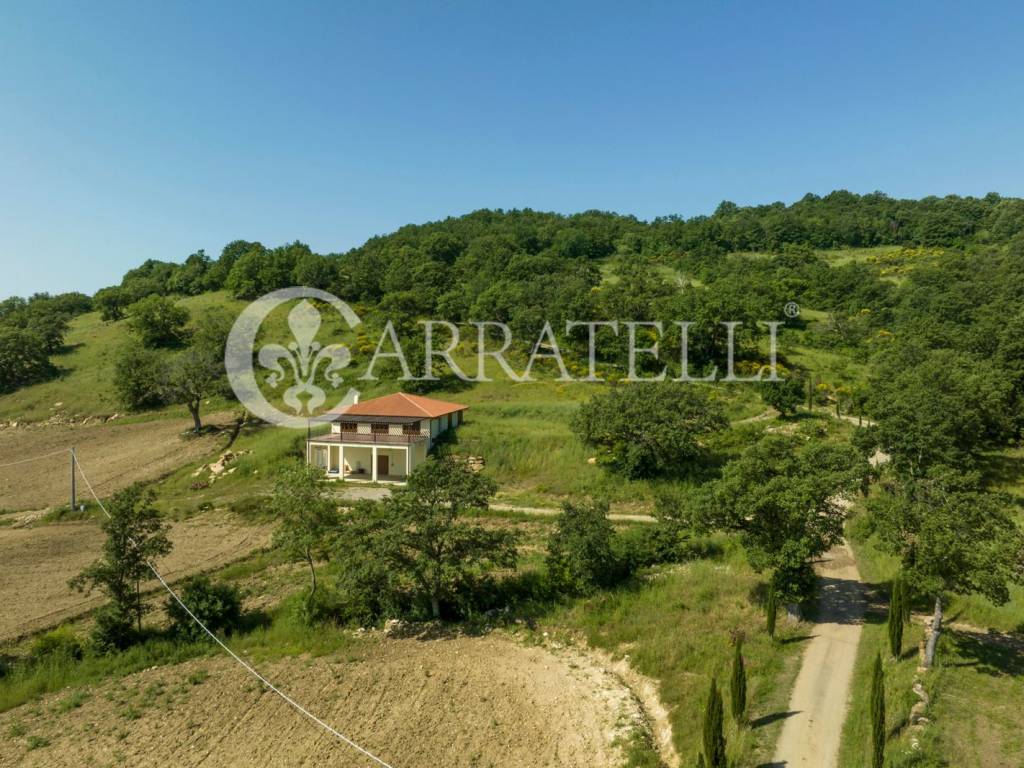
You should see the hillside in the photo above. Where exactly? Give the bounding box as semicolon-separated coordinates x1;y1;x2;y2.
2;210;1023;768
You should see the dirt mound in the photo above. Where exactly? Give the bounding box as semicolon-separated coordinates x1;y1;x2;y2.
0;513;274;642
0;634;647;768
0;414;233;511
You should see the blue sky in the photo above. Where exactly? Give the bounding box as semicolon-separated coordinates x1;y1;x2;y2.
2;1;1023;299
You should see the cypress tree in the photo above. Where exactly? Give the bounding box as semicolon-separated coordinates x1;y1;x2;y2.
702;676;726;768
730;638;747;723
870;653;886;768
888;581;903;658
766;583;778;639
900;576;912;625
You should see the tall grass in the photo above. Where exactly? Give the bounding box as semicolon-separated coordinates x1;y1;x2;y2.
546;538;805;767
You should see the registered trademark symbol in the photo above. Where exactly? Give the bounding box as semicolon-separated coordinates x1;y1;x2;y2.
783;301;801;319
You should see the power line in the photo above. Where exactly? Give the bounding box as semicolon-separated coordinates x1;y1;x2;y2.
71;452;395;768
0;448;71;470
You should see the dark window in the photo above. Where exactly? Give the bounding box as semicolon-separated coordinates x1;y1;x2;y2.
371;422;389;435
339;421;357;432
403;421;420;435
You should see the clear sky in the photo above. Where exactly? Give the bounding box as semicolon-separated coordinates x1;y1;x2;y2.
2;1;1023;299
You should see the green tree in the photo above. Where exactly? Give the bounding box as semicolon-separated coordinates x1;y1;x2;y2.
113;344;166;410
344;458;516;619
869;347;1013;476
870;468;1024;667
0;327;55;393
688;434;866;601
69;485;172;647
870;653;885;768
271;463;338;599
760;373;805;416
730;637;747;724
161;308;233;432
126;295;190;348
702;676;726;768
887;580;903;659
571;383;728;479
93;286;128;322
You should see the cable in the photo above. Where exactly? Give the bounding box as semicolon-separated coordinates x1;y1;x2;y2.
72;453;395;768
0;448;71;470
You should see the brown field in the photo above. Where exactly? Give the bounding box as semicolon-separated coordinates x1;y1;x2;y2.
0;633;653;768
0;513;274;642
0;414;234;512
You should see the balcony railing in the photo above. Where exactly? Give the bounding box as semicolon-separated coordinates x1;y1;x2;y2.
307;432;428;446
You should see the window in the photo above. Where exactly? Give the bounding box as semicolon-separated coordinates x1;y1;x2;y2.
403;421;420;435
339;421;357;432
371;422;389;435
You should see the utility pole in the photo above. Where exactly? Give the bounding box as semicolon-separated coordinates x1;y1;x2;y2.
70;447;77;512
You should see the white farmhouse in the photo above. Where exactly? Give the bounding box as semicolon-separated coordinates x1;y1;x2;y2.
306;392;467;484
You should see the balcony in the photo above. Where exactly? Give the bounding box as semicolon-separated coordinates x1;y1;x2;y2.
307;432;428;446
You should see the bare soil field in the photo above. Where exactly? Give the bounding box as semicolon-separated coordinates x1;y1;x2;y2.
0;513;274;642
0;414;234;511
0;633;652;768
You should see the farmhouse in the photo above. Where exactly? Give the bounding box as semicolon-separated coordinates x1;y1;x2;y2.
305;392;467;484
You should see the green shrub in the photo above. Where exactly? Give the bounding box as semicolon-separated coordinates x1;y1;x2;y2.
166;576;242;640
30;626;83;664
546;499;624;595
91;603;138;652
296;585;344;626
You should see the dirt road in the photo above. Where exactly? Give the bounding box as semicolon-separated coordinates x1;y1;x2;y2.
0;513;273;642
769;544;865;768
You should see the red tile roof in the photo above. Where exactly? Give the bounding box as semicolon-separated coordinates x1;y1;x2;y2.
329;392;468;419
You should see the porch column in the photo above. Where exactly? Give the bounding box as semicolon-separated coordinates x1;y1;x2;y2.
405;446;411;476
371;445;379;482
340;444;346;479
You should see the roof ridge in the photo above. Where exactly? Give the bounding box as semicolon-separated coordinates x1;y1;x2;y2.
396;391;431;416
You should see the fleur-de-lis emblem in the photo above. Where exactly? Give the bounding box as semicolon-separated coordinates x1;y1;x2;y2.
257;300;351;414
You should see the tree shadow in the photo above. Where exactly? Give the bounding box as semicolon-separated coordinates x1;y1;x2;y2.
948;630;1024;676
814;575;866;625
750;710;800;729
779;634;815;645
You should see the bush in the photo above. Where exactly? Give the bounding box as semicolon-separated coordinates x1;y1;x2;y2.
91;603;138;652
166;576;243;640
296;585;344;626
546;499;625;594
29;626;83;664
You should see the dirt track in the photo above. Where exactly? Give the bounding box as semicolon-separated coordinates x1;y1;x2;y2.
0;513;273;642
0;415;233;511
770;544;865;768
0;634;648;768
